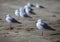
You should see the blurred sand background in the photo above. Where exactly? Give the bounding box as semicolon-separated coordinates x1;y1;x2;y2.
0;0;60;42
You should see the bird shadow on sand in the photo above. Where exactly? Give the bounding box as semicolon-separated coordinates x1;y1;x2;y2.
50;33;60;35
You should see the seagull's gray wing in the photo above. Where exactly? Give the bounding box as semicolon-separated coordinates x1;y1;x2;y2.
39;5;45;8
24;14;32;18
41;22;56;31
9;18;21;24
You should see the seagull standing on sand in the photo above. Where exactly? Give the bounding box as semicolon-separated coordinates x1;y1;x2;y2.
26;2;34;7
24;5;33;15
5;14;21;29
36;19;56;37
35;3;45;8
15;9;20;19
19;7;31;18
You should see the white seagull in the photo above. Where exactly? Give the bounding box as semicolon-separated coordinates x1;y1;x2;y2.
36;19;56;37
15;9;20;19
19;7;31;18
26;2;34;7
24;5;33;15
5;14;21;29
35;3;45;8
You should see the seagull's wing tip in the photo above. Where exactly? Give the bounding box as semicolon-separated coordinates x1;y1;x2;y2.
17;22;22;24
52;29;56;31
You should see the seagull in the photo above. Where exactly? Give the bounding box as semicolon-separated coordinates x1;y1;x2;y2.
15;9;20;20
26;2;34;7
35;3;45;8
5;14;21;29
24;5;33;15
36;19;56;37
19;7;31;18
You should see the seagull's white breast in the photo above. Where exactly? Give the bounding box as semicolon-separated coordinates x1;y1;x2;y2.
27;3;32;7
6;16;12;23
36;22;44;30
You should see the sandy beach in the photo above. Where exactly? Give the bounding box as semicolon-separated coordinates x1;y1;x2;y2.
0;0;60;42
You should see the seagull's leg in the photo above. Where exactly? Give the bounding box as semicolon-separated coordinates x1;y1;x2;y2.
9;23;13;30
10;23;12;28
41;30;43;36
39;30;44;39
40;30;43;36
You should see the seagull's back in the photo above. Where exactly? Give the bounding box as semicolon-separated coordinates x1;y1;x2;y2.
36;21;56;31
41;22;56;31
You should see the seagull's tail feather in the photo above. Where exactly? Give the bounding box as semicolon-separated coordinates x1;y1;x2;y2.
30;11;36;15
42;23;56;31
47;26;56;31
39;6;45;8
16;21;21;24
11;18;21;24
24;14;32;18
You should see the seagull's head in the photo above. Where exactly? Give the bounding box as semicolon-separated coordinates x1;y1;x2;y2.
5;14;11;18
5;14;11;17
20;7;25;11
27;2;31;6
6;14;10;17
37;19;43;22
